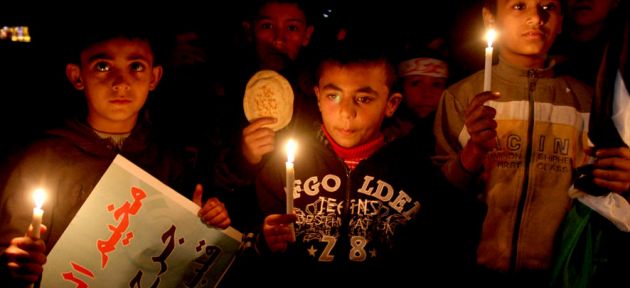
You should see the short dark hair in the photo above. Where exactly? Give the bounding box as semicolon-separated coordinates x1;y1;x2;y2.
65;20;165;66
246;0;315;24
316;38;398;93
483;0;566;15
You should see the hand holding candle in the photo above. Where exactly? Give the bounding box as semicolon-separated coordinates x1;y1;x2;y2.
31;188;45;239
285;139;297;241
484;28;497;92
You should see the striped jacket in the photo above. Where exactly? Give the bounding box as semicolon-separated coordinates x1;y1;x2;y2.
433;58;592;272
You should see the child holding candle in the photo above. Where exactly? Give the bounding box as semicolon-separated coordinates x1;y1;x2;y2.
0;21;231;287
254;38;477;286
432;0;629;286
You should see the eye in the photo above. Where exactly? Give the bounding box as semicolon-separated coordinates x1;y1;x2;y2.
287;24;300;32
541;2;557;11
258;21;272;30
327;93;341;103
356;96;373;104
130;62;146;72
410;80;421;87
512;2;525;10
95;62;110;72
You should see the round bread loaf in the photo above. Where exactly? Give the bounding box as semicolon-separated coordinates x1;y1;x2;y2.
243;70;294;131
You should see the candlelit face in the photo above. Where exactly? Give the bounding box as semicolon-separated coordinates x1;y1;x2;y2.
250;2;314;71
485;0;563;67
66;37;162;133
315;62;402;148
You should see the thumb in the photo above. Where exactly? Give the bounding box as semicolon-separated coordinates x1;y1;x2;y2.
192;184;203;207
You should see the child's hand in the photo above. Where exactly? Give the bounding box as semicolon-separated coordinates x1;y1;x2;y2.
3;225;47;284
591;147;630;196
263;214;297;253
193;184;231;229
460;91;500;172
465;91;500;152
242;117;277;165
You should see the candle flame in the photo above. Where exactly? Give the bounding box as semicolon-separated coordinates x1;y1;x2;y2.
486;28;497;47
286;139;297;163
33;188;46;209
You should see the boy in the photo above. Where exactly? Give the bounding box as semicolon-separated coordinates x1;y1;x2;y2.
255;40;474;286
0;24;230;287
384;48;449;144
432;0;628;285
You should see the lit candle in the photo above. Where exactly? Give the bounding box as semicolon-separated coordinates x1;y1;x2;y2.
31;188;45;239
484;28;497;92
285;139;297;240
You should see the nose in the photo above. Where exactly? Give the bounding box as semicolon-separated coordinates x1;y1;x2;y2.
112;71;130;93
338;98;357;119
527;5;549;26
272;27;286;49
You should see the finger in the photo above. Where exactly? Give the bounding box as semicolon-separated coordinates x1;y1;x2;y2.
265;214;297;226
596;147;630;159
468;91;500;111
595;157;630;172
593;178;630;194
199;197;222;215
192;184;203;207
244;117;278;134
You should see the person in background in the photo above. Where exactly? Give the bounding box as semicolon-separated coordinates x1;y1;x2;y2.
383;47;449;146
0;23;230;287
551;0;620;86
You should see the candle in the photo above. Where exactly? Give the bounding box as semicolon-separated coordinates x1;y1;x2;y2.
285;139;297;240
484;28;497;92
31;188;45;239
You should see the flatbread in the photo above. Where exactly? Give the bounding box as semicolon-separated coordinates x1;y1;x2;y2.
243;70;294;131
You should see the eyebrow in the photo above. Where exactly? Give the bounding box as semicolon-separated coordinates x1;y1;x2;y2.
321;83;378;95
86;52;150;63
256;16;306;24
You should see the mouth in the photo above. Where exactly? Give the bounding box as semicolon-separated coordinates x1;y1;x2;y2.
335;128;355;136
110;99;132;104
522;30;545;40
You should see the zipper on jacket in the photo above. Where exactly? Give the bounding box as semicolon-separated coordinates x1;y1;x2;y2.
338;164;352;265
509;69;538;272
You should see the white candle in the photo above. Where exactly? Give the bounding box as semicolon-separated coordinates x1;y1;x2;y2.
285;139;297;241
31;188;45;239
484;29;497;92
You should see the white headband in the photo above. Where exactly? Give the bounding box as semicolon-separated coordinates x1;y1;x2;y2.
398;57;448;78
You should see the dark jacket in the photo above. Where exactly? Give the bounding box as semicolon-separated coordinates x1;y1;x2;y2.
0;118;192;259
255;127;479;287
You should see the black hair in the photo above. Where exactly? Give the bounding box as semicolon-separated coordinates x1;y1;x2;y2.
65;19;166;66
483;0;566;15
245;0;315;24
316;37;398;93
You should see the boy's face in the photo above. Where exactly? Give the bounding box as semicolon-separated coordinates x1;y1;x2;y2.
315;62;402;148
252;2;314;71
486;0;563;67
568;0;617;28
402;75;447;118
66;37;162;133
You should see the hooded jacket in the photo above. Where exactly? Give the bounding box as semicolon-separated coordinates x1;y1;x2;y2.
255;128;477;286
0;118;191;257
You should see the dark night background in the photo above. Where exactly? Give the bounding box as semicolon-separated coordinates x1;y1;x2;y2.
0;1;484;162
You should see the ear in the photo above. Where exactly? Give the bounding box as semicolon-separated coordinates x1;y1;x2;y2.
314;86;322;111
482;7;495;29
385;92;403;117
66;63;84;90
302;25;314;47
242;21;253;43
149;65;163;91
